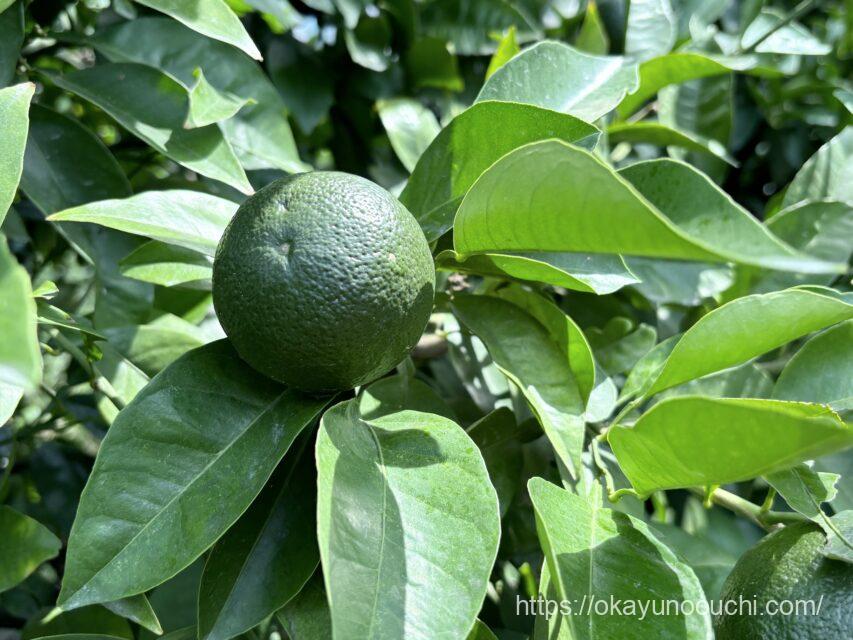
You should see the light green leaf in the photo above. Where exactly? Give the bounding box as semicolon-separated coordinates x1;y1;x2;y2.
823;511;853;563
119;241;213;288
103;595;163;635
58;341;329;610
575;1;608;55
609;397;853;496
741;9;831;55
774;320;853;410
781;127;853;208
616;52;778;119
607;121;737;165
485;26;520;79
316;400;500;640
185;67;250;128
400;101;599;242
835;89;853;114
436;250;639;296
0;235;41;390
359;375;455;421
89;17;306;172
198;436;318;640
642;289;853;397
528;478;713;638
467;620;499;640
652;363;774;404
134;0;262;60
0;82;32;224
377;98;441;173
0;382;22;424
54;63;252;194
452;294;586;478
49;190;237;256
476;41;639;121
36;300;105;339
344;13;393;72
275;571;331;640
766;464;839;523
624;257;733;306
453;142;837;273
589;321;656;376
624;0;676;61
0;506;61;593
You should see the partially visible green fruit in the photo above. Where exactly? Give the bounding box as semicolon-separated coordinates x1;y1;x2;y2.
213;172;435;392
715;521;853;639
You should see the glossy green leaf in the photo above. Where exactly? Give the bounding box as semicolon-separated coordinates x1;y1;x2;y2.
436;250;639;296
824;511;853;563
0;506;61;593
616;51;776;118
0;2;24;88
741;9;830;55
316;399;500;640
100;315;208;377
452;294;585;478
467;620;499;640
185;68;250;128
607;121;737;165
773;320;853;410
89;17;306;172
36;300;105;339
454;142;837;273
359;375;455;421
198;435;318;640
405;37;464;92
53;63;252;194
58;341;329;609
610;397;853;496
781;127;853;208
0;235;41;390
476;41;639;121
624;257;733;306
642;289;853;397
624;0;676;61
103;595;163;635
49;190;237;256
0;82;32;224
21;614;131;640
485;26;520;79
377;98;440;173
575;1;608;55
119;242;213;288
466;408;523;517
400;101;599;242
528;478;713;638
652;363;774;404
134;0;262;60
275;571;331;640
766;464;839;524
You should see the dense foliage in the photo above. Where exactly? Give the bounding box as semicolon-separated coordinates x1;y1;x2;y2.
1;0;852;639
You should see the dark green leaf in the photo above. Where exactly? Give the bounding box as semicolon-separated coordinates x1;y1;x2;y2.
0;506;61;593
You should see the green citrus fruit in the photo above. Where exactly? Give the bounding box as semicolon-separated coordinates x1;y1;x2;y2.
213;171;435;392
714;521;852;639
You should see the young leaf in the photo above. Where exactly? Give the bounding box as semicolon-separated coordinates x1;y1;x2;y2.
0;235;41;390
0;82;32;224
781;127;853;208
436;251;639;296
185;67;250;128
642;289;853;397
0;506;61;593
452;294;586;478
53;63;252;194
376;98;441;173
400;101;599;242
773;320;852;409
485;26;520;79
609;397;853;496
58;341;330;610
528;478;713;638
198;435;319;640
133;0;262;60
476;41;639;121
89;17;306;172
316;400;500;640
49;190;238;256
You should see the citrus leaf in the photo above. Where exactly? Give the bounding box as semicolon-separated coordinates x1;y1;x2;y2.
53;63;252;194
436;250;639;295
485;26;520;79
476;41;639;121
823;511;853;563
453;141;839;273
609;397;853;496
119;242;213;289
642;289;853;397
185;67;250;128
102;595;163;635
0;235;41;390
100;315;208;377
133;0;262;60
0;82;32;225
528;478;713;638
451;294;586;478
49;190;238;256
88;17;306;172
0;506;61;593
773;320;853;410
0;2;25;88
467;620;499;640
624;0;676;61
275;571;331;640
607;121;737;165
198;435;318;640
400;101;599;242
359;375;455;421
466;407;524;517
741;8;831;55
377;98;440;173
58;340;330;609
316;400;500;640
781;127;853;208
766;464;839;524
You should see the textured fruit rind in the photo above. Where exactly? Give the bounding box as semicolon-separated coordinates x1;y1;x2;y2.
714;522;853;639
213;172;435;392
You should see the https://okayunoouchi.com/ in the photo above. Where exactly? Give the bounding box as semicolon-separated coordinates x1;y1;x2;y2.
517;594;825;621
